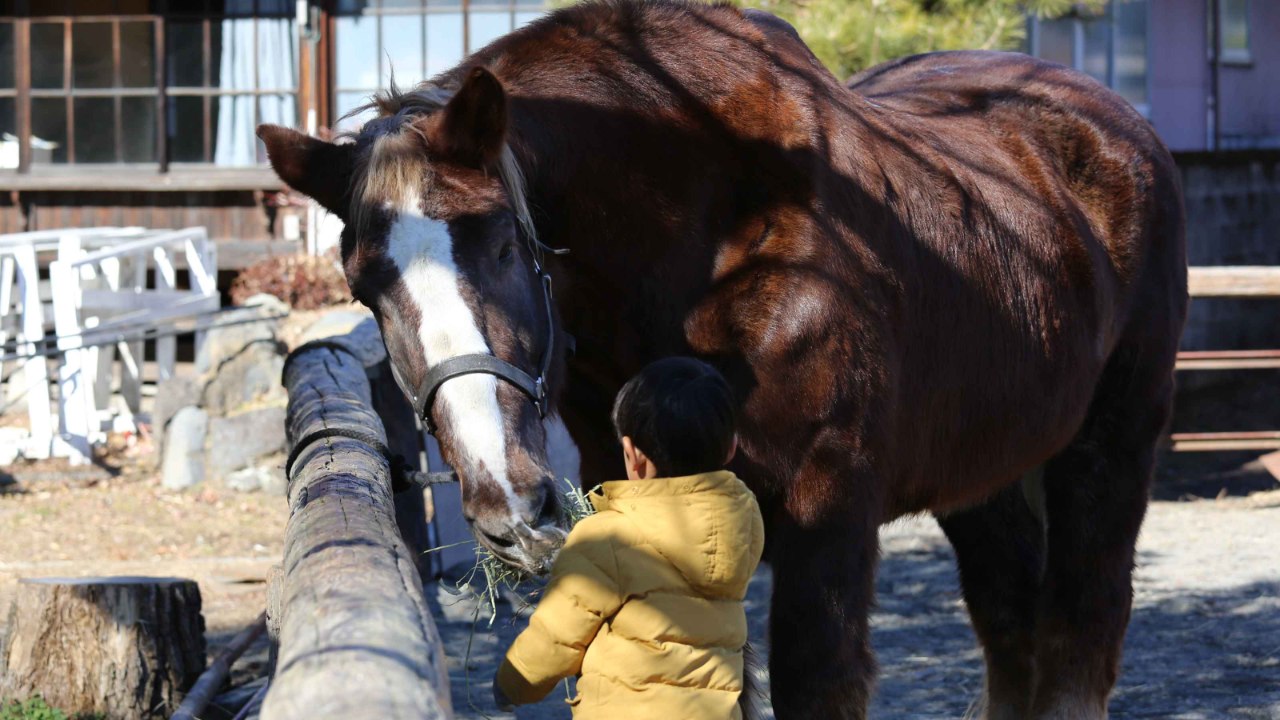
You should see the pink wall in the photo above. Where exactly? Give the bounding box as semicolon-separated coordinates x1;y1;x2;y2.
1148;0;1209;152
1217;0;1280;149
1148;0;1280;152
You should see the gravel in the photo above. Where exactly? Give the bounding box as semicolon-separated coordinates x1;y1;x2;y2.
436;496;1280;719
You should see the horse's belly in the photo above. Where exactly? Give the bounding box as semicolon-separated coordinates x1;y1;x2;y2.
885;337;1105;517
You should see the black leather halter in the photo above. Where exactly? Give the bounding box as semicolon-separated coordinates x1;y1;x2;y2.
413;258;558;436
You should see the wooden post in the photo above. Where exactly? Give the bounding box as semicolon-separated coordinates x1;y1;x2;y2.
0;577;206;720
13;245;53;459
264;321;452;719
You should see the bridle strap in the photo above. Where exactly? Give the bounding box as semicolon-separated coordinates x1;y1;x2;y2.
413;262;559;435
415;353;545;433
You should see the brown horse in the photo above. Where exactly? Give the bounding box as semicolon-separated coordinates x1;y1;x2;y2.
258;1;1187;717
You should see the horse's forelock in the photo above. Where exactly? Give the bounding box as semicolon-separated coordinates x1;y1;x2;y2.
340;82;537;252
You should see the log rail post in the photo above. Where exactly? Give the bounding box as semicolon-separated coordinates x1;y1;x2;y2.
263;320;452;719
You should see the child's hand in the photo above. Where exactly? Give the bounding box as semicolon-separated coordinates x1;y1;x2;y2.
493;675;515;712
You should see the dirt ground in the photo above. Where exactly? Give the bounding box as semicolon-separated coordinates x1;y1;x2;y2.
0;456;284;694
2;448;1279;718
437;486;1280;720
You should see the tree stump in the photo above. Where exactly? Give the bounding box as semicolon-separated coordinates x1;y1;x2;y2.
0;576;207;720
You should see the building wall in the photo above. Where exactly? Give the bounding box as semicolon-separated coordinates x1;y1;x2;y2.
1178;151;1280;355
0;190;302;269
1148;0;1279;152
1148;0;1209;152
1217;1;1280;149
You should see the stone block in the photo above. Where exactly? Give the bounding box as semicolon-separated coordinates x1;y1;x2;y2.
205;406;286;481
161;406;207;490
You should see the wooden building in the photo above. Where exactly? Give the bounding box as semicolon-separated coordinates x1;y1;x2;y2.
0;0;550;270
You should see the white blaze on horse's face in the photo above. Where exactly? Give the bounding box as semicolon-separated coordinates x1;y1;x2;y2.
383;199;522;523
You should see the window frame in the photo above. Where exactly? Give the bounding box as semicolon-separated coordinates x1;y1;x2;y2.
1217;0;1252;66
1;0;301;175
1026;1;1151;118
329;0;548;130
24;14;165;167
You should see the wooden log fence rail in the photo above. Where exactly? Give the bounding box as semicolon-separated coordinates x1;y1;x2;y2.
264;319;452;719
1172;266;1280;452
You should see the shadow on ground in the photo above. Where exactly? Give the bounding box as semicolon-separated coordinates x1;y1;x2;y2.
434;515;1280;719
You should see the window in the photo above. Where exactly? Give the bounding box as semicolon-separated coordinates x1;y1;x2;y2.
334;0;548;131
27;15;161;164
1218;0;1250;65
165;1;298;165
1028;1;1149;115
0;0;298;172
1;20;15;168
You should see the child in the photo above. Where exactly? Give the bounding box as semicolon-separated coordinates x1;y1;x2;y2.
494;357;766;719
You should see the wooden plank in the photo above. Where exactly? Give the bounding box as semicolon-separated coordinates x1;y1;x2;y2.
1169;431;1280;452
68;228;203;267
1188;266;1280;298
215;239;302;270
1176;349;1280;370
265;321;452;720
49;238;93;465
152;247;177;381
2;169;284;192
79;288;194;313
13;246;53;459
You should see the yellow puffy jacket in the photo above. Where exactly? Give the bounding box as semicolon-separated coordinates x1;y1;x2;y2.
496;470;766;719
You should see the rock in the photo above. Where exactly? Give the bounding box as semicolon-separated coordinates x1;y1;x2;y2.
196;297;289;416
241;292;290;316
225;462;285;495
196;303;285;376
151;375;199;451
200;349;286;417
296;310;373;346
161;406;207;490
226;466;268;493
260;456;289;496
205;406;287;482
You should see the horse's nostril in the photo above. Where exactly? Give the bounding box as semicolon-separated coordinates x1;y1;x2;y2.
536;482;561;525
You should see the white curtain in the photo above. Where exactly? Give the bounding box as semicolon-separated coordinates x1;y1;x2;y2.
215;3;296;166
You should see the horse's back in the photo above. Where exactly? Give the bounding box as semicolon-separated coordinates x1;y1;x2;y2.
851;49;1184;347
838;51;1186;510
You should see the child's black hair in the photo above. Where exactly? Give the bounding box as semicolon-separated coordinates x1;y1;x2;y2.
611;357;736;477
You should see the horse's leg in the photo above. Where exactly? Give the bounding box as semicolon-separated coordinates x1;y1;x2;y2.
1030;358;1174;719
768;442;881;720
936;480;1045;720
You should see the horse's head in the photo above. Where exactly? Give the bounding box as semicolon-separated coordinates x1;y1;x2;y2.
258;68;568;574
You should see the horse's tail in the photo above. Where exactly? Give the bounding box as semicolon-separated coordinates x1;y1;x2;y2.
738;641;769;720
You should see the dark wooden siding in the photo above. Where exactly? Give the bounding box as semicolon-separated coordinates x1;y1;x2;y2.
0;189;303;268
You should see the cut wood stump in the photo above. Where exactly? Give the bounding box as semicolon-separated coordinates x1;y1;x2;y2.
0;576;206;720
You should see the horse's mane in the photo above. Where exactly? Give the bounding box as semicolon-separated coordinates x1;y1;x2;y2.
340;81;538;252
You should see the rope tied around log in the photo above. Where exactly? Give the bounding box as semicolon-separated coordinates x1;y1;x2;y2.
284;425;457;493
283;340;459;495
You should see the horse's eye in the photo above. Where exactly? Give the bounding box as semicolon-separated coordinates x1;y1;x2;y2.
498;244;515;266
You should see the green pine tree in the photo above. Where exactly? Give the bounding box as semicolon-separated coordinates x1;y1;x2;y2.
551;0;1107;79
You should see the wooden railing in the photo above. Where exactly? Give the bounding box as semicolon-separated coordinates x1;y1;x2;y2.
1171;266;1280;452
267;320;452;719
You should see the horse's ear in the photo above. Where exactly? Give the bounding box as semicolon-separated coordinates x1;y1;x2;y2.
257;124;354;217
431;67;508;168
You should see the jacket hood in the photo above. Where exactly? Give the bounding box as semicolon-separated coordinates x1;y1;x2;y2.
590;470;764;599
